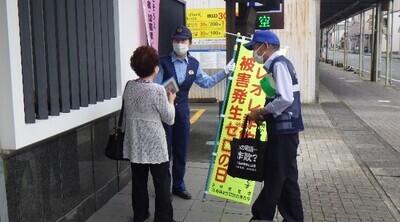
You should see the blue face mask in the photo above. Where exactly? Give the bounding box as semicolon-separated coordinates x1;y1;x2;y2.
253;44;266;64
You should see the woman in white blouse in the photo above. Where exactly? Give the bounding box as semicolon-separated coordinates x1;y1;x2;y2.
122;45;176;222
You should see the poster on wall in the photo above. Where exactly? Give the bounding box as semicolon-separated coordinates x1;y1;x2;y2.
186;8;226;46
189;49;226;69
142;0;160;49
186;8;227;67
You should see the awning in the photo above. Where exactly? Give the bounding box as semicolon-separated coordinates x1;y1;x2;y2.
321;0;381;28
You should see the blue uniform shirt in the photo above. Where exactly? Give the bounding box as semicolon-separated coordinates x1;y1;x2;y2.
154;51;226;88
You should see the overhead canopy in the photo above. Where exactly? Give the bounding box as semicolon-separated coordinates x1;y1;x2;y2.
226;0;383;31
320;0;380;28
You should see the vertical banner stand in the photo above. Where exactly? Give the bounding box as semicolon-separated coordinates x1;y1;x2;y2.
202;34;248;201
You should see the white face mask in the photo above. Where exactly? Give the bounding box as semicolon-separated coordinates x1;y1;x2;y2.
253;44;266;64
173;43;189;56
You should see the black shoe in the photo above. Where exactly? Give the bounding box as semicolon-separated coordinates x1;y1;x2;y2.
172;189;192;199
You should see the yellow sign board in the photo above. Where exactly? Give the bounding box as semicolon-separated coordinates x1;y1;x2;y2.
207;40;268;204
186;8;226;39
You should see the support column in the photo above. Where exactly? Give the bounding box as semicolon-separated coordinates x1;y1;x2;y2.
376;2;383;81
320;29;323;60
385;0;393;86
344;19;347;68
325;28;329;61
359;11;364;76
371;5;380;82
333;24;337;66
226;0;235;62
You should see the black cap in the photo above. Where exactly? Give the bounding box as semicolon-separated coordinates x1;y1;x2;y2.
171;25;192;39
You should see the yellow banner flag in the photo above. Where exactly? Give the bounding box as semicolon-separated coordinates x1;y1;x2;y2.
207;40;268;204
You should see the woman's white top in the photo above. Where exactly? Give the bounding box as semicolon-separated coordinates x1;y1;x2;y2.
121;80;175;164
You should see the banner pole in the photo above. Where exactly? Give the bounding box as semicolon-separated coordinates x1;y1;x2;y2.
202;35;241;202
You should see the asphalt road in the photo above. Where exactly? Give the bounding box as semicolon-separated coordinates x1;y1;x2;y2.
187;102;220;163
325;50;400;86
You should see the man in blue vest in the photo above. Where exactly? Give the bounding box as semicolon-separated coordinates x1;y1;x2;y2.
154;25;235;200
245;30;304;221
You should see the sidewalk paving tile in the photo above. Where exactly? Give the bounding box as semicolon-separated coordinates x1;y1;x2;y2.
87;63;400;221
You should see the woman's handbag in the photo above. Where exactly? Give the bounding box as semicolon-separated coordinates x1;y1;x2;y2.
227;116;267;182
105;101;128;161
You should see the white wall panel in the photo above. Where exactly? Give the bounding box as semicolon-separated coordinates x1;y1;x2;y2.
116;0;147;88
0;0;145;150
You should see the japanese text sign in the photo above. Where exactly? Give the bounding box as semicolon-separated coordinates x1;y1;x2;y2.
207;40;267;204
142;0;160;49
186;8;226;39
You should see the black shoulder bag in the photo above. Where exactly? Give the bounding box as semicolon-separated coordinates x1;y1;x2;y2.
227;116;268;181
105;82;130;161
